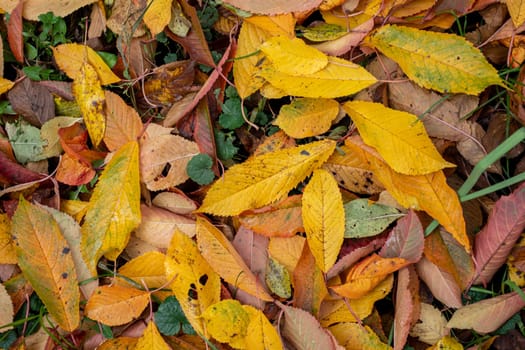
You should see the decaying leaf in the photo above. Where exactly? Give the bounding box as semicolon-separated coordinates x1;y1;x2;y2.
409;302;449;345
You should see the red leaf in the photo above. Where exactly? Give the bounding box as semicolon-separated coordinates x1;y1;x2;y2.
380;210;424;262
416;256;462;308
394;265;420;350
473;182;525;285
0;150;46;185
7;0;24;63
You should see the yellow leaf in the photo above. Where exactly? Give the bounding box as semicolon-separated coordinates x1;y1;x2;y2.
331;254;409;299
104;91;143;152
244;305;284;350
81;141;141;273
365;25;503;95
260;36;328;75
202;300;250;349
320;274;393;326
343;101;455;175
117;251;167;289
140;124;200;191
268;236;306;275
52;43;120;85
426;336;463;350
302;169;345;272
275;98;340;138
233;21;270;99
345;137;469;252
11;198;79;331
165;229;221;335
135;321;171;350
0;214;16;264
196;217;273;301
329;323;392;350
72;62;106;147
259;56;377;98
84;285;149;326
0;77;13;94
245;14;295;37
197;139;336;216
144;0;172;36
507;0;525;27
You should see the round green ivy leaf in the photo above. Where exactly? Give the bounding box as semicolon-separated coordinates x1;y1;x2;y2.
187;153;215;185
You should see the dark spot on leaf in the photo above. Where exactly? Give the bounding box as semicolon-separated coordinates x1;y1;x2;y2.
190;283;196;290
199;274;208;286
188;288;198;300
62;247;70;254
162;163;171;176
300;150;310;156
61;272;68;279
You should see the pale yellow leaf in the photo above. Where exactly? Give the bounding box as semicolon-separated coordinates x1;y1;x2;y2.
152;191;197;215
52;43;120;85
245;14;295;37
259;56;377;98
0;0;97;20
196;217;273;301
0;213;16;264
81;141;141;273
197;139;336;216
140;124;200;191
275;98;340;138
329;323;392;350
41;117;82;158
507;0;525;28
202;300;250;349
165;229;221;335
345;136;469;252
135;321;171;350
144;0;172;36
302;169;345;272
104;91;143;152
84;285;150;326
11;198;80;331
117;251;167;289
343;101;455;175
0;283;13;331
410;303;448;345
233;21;270;99
72;62;106;147
260;36;328;75
244;305;284;350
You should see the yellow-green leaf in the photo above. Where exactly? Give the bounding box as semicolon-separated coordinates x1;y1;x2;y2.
84;285;149;326
197;139;336;216
135;321;171;350
165;229;221;335
244;305;284;350
343;101;455;175
72;62;106;147
11;197;79;331
81;141;141;273
275;98;340;138
345;136;469;252
52;43;120;85
259;56;377;98
202;300;250;349
302;169;345;272
196;217;273;301
233;21;270;99
260;36;328;75
365;25;503;95
143;0;172;36
507;0;525;27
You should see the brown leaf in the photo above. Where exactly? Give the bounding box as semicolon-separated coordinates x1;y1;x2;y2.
8;78;55;127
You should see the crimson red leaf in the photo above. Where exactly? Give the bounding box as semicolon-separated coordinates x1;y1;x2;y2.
7;0;24;63
473;182;525;285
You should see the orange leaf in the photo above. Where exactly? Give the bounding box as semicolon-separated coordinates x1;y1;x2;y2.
345;136;469;252
0;213;16;264
331;254;409;299
104;91;143;152
56;152;96;185
196;217;273;301
11;197;80;331
84;285;150;326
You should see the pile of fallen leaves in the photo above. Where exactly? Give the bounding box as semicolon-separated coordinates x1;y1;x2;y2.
1;0;525;349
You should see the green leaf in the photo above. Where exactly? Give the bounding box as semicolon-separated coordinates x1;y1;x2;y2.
155;296;195;336
265;256;292;299
366;25;503;95
219;98;246;130
187;154;215;185
215;130;238;160
5;120;46;164
344;199;404;238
